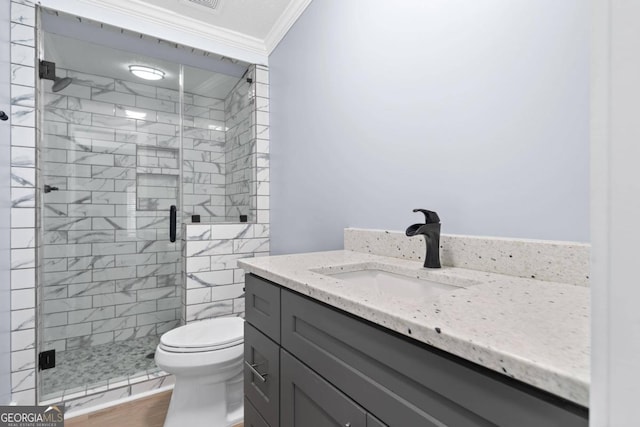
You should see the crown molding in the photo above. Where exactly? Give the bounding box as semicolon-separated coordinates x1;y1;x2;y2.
265;0;313;54
39;0;312;63
39;0;269;64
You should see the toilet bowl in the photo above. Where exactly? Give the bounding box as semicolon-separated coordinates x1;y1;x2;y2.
155;317;244;427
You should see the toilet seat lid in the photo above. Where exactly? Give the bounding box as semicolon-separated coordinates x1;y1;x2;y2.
160;317;243;352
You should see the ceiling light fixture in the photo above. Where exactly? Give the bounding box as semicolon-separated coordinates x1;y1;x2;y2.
129;65;165;81
186;0;220;9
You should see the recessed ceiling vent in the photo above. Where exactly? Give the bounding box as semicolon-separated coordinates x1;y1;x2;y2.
185;0;221;10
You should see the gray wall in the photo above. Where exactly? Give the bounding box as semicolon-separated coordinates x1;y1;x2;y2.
1;0;13;404
269;0;589;254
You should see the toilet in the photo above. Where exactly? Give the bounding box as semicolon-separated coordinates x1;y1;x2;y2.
155;317;244;427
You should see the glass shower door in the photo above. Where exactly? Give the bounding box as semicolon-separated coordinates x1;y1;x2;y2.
39;26;183;400
181;64;255;224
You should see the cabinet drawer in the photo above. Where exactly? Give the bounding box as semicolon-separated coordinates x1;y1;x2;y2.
245;274;281;342
244;323;279;427
281;289;588;427
244;398;270;427
367;415;387;427
281;349;367;427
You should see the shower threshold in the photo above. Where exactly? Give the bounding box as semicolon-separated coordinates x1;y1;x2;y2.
40;335;166;403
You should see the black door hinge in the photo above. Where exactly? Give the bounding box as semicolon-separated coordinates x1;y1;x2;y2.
39;60;57;80
38;350;56;370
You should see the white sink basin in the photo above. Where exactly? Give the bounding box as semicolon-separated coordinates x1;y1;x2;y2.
328;269;459;299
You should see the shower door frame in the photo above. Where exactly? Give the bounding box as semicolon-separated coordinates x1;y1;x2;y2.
34;7;188;403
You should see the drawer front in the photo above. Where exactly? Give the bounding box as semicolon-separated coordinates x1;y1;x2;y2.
367;415;387;427
244;323;280;427
280;349;367;427
244;398;270;427
281;289;588;427
245;274;281;342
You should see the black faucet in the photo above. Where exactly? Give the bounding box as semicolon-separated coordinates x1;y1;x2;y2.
405;209;441;268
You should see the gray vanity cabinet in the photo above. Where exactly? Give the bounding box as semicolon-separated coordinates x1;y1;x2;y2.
244;274;589;427
244;398;270;427
245;274;282;427
244;323;280;427
280;350;368;427
245;274;281;342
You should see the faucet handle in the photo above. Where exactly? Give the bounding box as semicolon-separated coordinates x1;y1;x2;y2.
412;208;440;224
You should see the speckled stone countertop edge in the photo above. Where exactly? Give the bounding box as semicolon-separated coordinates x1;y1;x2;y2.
344;228;591;287
239;250;590;407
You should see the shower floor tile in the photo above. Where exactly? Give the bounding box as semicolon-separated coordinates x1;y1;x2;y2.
40;335;161;400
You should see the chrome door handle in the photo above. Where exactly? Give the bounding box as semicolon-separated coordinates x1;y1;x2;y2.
244;361;268;382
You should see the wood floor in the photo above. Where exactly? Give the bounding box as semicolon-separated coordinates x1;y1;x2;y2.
65;391;243;427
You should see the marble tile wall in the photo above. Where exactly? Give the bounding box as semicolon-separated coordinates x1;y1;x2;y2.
43;67;228;222
181;91;227;223
7;1;270;410
253;65;270;225
224;67;254;222
181;65;269;324
40;68;192;354
182;63;270;324
39;65;262;353
182;223;269;323
9;0;37;405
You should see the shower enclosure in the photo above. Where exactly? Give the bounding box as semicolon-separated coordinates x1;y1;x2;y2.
37;9;257;402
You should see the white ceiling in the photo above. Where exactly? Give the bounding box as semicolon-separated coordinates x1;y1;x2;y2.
39;0;313;64
149;0;293;40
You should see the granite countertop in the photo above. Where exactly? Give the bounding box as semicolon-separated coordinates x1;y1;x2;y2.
238;250;590;407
